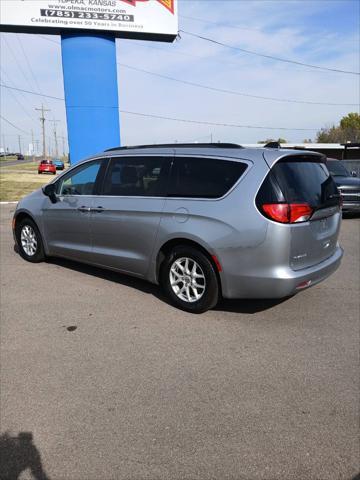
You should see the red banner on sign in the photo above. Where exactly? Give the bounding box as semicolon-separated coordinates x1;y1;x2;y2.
120;0;175;15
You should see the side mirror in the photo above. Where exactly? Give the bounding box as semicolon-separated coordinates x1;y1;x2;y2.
42;183;57;203
351;171;357;177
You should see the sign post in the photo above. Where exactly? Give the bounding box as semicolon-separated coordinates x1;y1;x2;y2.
1;0;178;164
61;34;120;164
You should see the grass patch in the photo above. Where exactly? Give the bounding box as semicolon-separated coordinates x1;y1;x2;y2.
1;162;40;173
0;171;55;202
0;163;69;201
0;156;18;162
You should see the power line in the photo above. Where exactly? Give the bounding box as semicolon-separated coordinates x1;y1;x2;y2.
119;110;316;131
37;33;358;88
41;34;334;76
0;85;318;131
0;67;39;113
3;67;357;108
2;36;42;99
0;115;30;134
179;14;262;32
16;34;53;112
180;30;360;75
118;63;357;106
16;35;39;94
0;84;64;101
0;70;39;121
38;35;60;45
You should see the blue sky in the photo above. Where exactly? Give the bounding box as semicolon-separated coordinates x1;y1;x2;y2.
0;0;359;154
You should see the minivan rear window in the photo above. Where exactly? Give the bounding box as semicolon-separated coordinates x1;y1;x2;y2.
273;160;338;207
257;156;340;209
168;157;247;199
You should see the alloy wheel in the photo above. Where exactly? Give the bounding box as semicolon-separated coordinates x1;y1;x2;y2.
20;225;38;257
169;257;206;303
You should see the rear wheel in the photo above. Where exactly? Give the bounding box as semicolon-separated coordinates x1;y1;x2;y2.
160;246;219;313
16;218;45;263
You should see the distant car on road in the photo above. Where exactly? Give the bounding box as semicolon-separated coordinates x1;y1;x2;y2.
326;158;360;214
17;154;25;161
38;160;56;175
53;159;65;170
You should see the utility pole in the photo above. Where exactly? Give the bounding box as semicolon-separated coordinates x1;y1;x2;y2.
31;130;35;161
61;136;66;158
47;136;52;157
60;134;68;159
52;120;60;158
35;140;40;157
35;104;51;159
2;135;6;160
18;135;22;154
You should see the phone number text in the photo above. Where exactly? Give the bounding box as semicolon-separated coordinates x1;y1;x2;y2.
40;10;134;22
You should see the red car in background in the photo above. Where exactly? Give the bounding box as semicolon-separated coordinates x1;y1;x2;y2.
38;160;56;175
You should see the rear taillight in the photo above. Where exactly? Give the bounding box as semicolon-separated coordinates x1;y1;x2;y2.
289;203;313;223
261;203;313;224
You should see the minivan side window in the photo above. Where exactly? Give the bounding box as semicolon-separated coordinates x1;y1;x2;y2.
57;159;104;196
168;157;248;199
102;156;171;197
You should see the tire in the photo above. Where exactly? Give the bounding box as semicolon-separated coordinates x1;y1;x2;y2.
16;217;45;263
160;246;219;313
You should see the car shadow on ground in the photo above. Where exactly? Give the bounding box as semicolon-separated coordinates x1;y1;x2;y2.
0;432;50;480
46;257;287;314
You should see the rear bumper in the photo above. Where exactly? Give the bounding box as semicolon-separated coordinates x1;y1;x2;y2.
222;245;343;299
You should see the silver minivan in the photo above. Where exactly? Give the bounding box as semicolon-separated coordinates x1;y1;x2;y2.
13;143;343;313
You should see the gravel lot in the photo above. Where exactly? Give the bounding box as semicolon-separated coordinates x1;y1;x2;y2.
0;204;359;480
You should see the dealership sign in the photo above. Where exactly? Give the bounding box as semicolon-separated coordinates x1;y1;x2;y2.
0;0;178;41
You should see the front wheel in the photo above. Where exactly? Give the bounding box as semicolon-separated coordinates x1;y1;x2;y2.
16;218;45;263
160;246;219;313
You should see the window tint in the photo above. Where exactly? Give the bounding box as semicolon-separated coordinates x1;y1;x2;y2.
58;160;103;196
102;156;170;197
168;157;247;198
326;160;349;177
272;160;338;207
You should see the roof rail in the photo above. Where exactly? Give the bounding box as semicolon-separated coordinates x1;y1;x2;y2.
105;142;243;152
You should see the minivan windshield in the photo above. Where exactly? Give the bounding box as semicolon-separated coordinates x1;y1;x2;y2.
326;160;350;177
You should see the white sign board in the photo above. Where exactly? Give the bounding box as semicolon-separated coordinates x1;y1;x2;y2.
0;0;178;41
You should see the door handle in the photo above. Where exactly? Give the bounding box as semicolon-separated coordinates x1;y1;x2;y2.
77;206;91;212
91;207;106;213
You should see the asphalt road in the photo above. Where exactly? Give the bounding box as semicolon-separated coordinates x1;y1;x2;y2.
0;204;359;480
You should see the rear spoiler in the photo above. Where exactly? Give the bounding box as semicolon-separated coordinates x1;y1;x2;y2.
263;150;326;169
